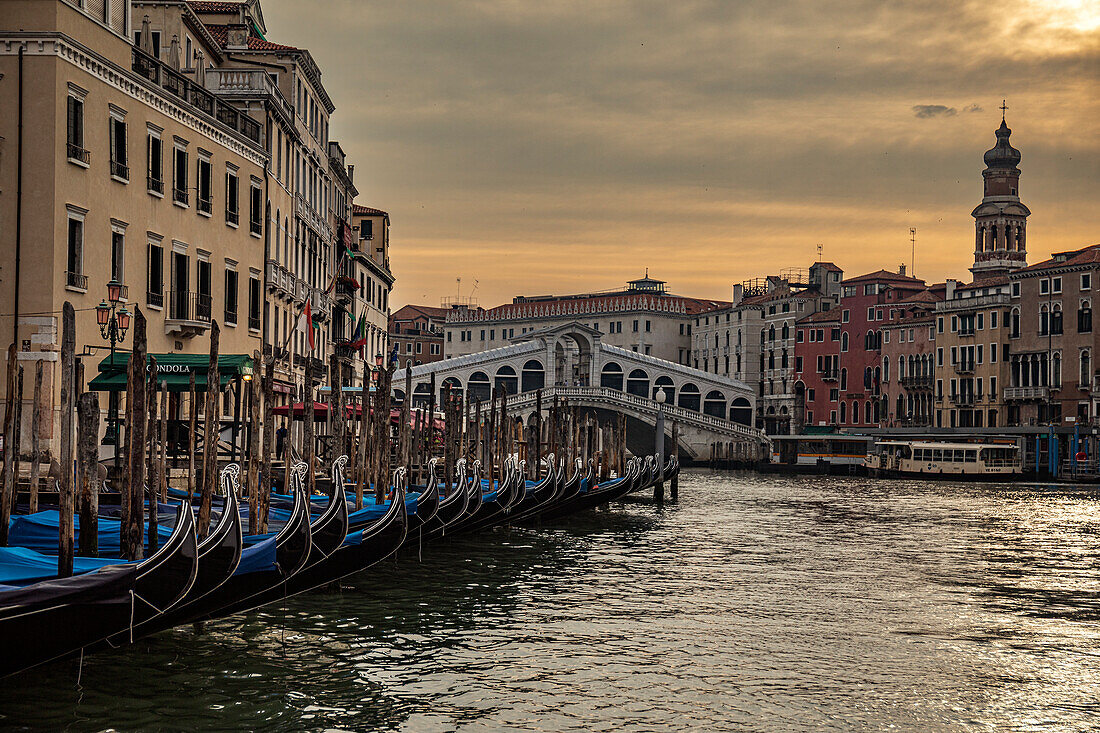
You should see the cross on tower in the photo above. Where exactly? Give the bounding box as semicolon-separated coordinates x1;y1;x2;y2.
1001;99;1008;122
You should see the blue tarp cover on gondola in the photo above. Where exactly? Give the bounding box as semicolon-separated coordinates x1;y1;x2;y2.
233;535;278;575
8;512;174;557
0;546;129;586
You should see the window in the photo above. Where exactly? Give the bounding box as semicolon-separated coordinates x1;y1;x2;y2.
66;92;88;165
249;184;262;235
842;309;850;323
197;156;212;214
65;210;86;290
173;144;189;205
360;219;373;240
225;168;239;225
197;259;212;321
110;227;125;285
1011;281;1020;298
248;276;261;330
632;320;639;333
990;343;998;363
224;268;238;325
147;240;164;307
937;347;944;367
645;320;651;332
146;130;163;194
1040;278;1050;295
991;311;998;329
1083;274;1092;291
109;111;128;181
1079;301;1092;333
132;29;161;56
841;332;849;352
977;313;984;330
1053;277;1062;294
416;342;422;354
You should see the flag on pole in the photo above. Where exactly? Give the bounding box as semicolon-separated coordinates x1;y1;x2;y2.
350;314;368;353
300;299;315;350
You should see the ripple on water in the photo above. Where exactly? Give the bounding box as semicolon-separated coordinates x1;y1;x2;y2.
4;470;1100;731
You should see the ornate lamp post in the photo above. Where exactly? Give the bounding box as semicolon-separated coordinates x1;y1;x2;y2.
654;387;666;502
96;280;131;471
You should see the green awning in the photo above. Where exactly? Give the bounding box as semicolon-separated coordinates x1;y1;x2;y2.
88;353;254;392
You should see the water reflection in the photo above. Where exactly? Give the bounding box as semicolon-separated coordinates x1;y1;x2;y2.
3;471;1100;731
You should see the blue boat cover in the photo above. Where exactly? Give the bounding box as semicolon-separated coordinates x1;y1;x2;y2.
8;511;175;557
0;546;129;586
233;535;278;575
341;529;365;548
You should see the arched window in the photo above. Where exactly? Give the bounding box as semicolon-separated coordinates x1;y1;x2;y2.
1052;303;1063;335
1082;350;1091;389
853;401;861;424
768;351;775;369
864;367;872;390
626;368;650;397
440;376;463;403
781;323;789;340
866;400;873;424
678;382;701;411
882;356;890;382
1011;307;1021;338
703;390;726;418
729;397;752;425
468;371;491;402
412;382;433;407
1079;300;1092;334
1039;304;1049;336
392;388;406;407
841;331;849;352
1053;352;1062;388
521;359;545;392
653;375;675;403
768;325;775;342
600;362;624;390
781;349;789;369
495;365;518;395
840;401;847;423
840;368;848;390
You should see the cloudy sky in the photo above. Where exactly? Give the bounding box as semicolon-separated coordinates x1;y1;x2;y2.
264;0;1099;308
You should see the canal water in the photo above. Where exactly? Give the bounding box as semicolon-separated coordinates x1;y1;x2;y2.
4;469;1100;731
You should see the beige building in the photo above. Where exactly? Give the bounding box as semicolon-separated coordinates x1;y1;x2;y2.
0;0;270;455
445;275;724;370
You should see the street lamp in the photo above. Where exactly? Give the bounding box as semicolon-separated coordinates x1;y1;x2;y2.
97;282;130;474
654;387;666;502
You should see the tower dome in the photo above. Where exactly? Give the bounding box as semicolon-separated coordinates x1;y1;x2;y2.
983;119;1021;170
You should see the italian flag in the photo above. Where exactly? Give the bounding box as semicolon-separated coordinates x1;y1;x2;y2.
301;300;317;350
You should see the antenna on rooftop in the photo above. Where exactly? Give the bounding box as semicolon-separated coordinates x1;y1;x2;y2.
816;243;823;261
910;228;917;277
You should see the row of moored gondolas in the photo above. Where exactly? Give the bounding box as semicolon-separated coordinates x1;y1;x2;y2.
0;452;678;678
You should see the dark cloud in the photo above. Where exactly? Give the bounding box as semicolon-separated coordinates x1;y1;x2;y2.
913;105;957;118
262;0;1100;306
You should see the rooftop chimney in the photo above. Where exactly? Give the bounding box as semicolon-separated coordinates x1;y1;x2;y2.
226;23;249;50
898;263;907;277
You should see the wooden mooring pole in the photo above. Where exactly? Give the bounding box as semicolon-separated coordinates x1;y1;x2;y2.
58;303;76;574
198;321;220;542
77;391;100;557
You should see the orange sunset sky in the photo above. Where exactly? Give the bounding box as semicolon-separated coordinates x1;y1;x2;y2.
264;0;1099;308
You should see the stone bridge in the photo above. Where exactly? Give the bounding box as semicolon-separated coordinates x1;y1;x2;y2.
392;321;769;460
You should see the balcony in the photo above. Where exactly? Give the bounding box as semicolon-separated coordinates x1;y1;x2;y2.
957;328;975;337
224;308;237;326
248;314;261;331
148;176;164;195
132;48;262;145
110;160;129;181
950;392;978;406
198;196;213;215
335;276;358;302
820;369;839;382
954;360;975;374
147;289;164;308
249;217;262;236
165;290;212;337
67;143;90;165
294;279;309;304
65;270;87;290
1004;386;1050;401
295;193;328;236
203;68;295;128
226;208;239;226
173;187;189;206
899;375;933;390
311;289;331;321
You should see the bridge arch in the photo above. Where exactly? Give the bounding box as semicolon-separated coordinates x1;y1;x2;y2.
495;365;518;395
553;329;596;386
468;371;491;403
412;382;432;406
521;359;545;392
730;397;752;425
678;382;701;411
703;389;726;418
600;361;624;390
441;376;463;402
626;368;650;397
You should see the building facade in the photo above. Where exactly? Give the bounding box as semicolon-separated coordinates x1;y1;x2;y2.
878;287;942;427
390;304;447;369
0;0;272;453
445;275;724;367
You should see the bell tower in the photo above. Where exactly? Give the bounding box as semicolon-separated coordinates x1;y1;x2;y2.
970;103;1030;280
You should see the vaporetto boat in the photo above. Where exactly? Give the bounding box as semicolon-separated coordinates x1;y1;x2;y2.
865;440;1023;478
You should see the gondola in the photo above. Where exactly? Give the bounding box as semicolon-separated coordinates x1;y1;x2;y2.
420;458;475;542
124;468;245;638
203;461;347;619
180;473;312;624
453;458;521;535
508;457;567;525
0;504;198;677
